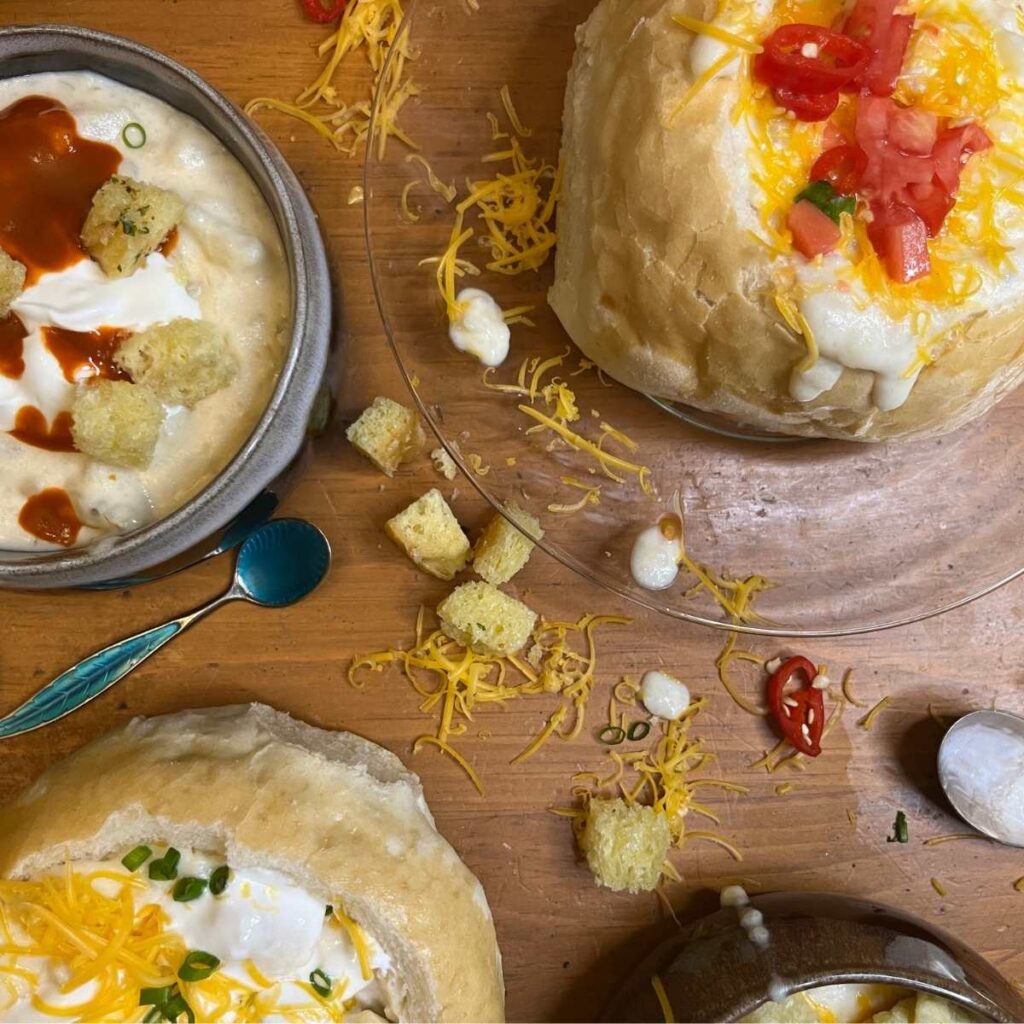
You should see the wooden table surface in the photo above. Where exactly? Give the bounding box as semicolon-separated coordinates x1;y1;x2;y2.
2;3;1024;1021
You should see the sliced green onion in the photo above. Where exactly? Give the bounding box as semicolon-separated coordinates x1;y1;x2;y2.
163;994;196;1023
325;904;334;917
148;848;181;881
122;845;152;872
178;950;220;982
143;1008;163;1024
309;968;333;998
887;810;909;844
172;877;207;902
122;122;147;149
796;180;856;226
139;986;172;1007
626;720;651;742
209;865;230;896
597;724;626;745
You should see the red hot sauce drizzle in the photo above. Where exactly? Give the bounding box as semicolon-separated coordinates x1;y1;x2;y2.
0;96;121;284
0;313;27;379
18;487;82;546
42;325;131;383
9;407;76;453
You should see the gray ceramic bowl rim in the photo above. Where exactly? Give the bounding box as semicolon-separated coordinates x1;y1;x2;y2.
0;24;331;589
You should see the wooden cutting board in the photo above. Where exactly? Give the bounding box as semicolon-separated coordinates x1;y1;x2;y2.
1;2;1023;1019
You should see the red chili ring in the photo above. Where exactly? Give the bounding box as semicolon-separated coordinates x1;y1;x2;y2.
757;24;870;94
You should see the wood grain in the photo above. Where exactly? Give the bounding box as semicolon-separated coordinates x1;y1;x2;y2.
1;3;1023;1021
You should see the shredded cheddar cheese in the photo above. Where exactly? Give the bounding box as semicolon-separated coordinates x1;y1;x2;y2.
858;694;892;730
651;974;676;1024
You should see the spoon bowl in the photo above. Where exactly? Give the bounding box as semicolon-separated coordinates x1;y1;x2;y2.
938;708;1024;848
235;518;332;607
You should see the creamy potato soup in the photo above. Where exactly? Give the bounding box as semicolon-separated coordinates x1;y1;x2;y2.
0;71;290;551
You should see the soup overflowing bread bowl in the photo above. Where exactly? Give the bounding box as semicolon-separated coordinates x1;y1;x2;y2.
550;0;1024;441
0;704;505;1023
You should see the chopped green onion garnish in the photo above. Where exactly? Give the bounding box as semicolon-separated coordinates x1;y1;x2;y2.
163;994;196;1023
148;848;181;881
887;810;909;844
172;876;208;902
178;949;221;982
143;1008;163;1024
325;904;334;917
122;122;147;149
122;845;152;872
597;724;626;745
140;986;171;1007
209;865;230;896
309;968;332;998
796;180;856;225
626;720;651;742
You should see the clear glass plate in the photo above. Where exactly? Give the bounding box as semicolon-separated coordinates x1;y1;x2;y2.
362;0;1024;637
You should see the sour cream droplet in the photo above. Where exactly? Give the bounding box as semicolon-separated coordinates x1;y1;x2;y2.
640;671;690;720
630;516;682;590
448;288;510;367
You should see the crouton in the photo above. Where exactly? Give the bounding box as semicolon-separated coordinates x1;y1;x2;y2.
346;396;425;476
0;248;26;317
437;581;537;656
71;381;165;469
386;488;470;580
473;501;543;585
81;175;184;278
116;319;237;406
431;447;458;481
578;799;670;894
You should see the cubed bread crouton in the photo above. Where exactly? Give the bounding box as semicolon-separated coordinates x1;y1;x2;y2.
578;798;670;894
430;447;458;481
386;488;470;580
347;396;425;476
0;248;26;317
473;501;543;585
81;175;184;278
116;319;237;406
71;381;165;469
437;581;537;656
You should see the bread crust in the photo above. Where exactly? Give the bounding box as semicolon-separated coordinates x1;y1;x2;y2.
0;704;505;1024
549;0;1024;442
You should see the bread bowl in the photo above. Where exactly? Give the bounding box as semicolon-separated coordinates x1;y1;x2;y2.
550;0;1024;441
0;704;504;1023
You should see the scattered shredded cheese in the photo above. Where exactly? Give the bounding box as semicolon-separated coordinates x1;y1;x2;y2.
651;974;676;1024
841;668;867;709
930;877;948;897
548;477;603;515
923;833;991;846
858;695;892;731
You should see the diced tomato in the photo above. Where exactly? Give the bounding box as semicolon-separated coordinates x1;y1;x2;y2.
821;120;850;149
906;181;956;236
811;144;868;194
869;203;931;282
843;0;898;45
862;14;915;96
789;199;843;258
889;106;938;155
932;123;993;193
756;25;870;94
772;86;841;121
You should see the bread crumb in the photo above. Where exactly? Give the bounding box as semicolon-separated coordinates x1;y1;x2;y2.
437;581;537;656
386;488;470;580
473;501;543;585
81;175;184;278
0;248;26;317
71;381;164;468
116;319;236;406
347;396;425;476
579;798;670;893
431;447;458;480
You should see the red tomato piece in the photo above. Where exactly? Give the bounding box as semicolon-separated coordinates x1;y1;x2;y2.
906;181;956;236
756;25;870;94
869;203;931;282
863;14;915;96
789;200;843;258
811;144;868;194
932;123;993;193
843;0;898;46
772;86;841;121
889;106;938;155
301;0;345;21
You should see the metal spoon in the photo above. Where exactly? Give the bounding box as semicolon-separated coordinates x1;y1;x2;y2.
937;708;1024;847
0;519;331;740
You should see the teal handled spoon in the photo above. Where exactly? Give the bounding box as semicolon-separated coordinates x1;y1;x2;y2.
0;519;331;740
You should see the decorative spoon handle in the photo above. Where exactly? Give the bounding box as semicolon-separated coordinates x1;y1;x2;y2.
0;602;223;739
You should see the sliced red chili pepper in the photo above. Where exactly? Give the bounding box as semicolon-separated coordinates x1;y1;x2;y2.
756;25;870;95
301;0;345;23
811;145;868;194
772;86;840;122
766;656;824;757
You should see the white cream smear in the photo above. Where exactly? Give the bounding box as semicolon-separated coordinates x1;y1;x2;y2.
448;288;510;367
630;523;681;590
0;850;391;1023
0;71;290;551
640;670;691;719
938;717;1024;844
693;0;1024;414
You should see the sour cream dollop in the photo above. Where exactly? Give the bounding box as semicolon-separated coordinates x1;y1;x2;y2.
630;515;682;590
448;288;510;367
640;671;691;720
